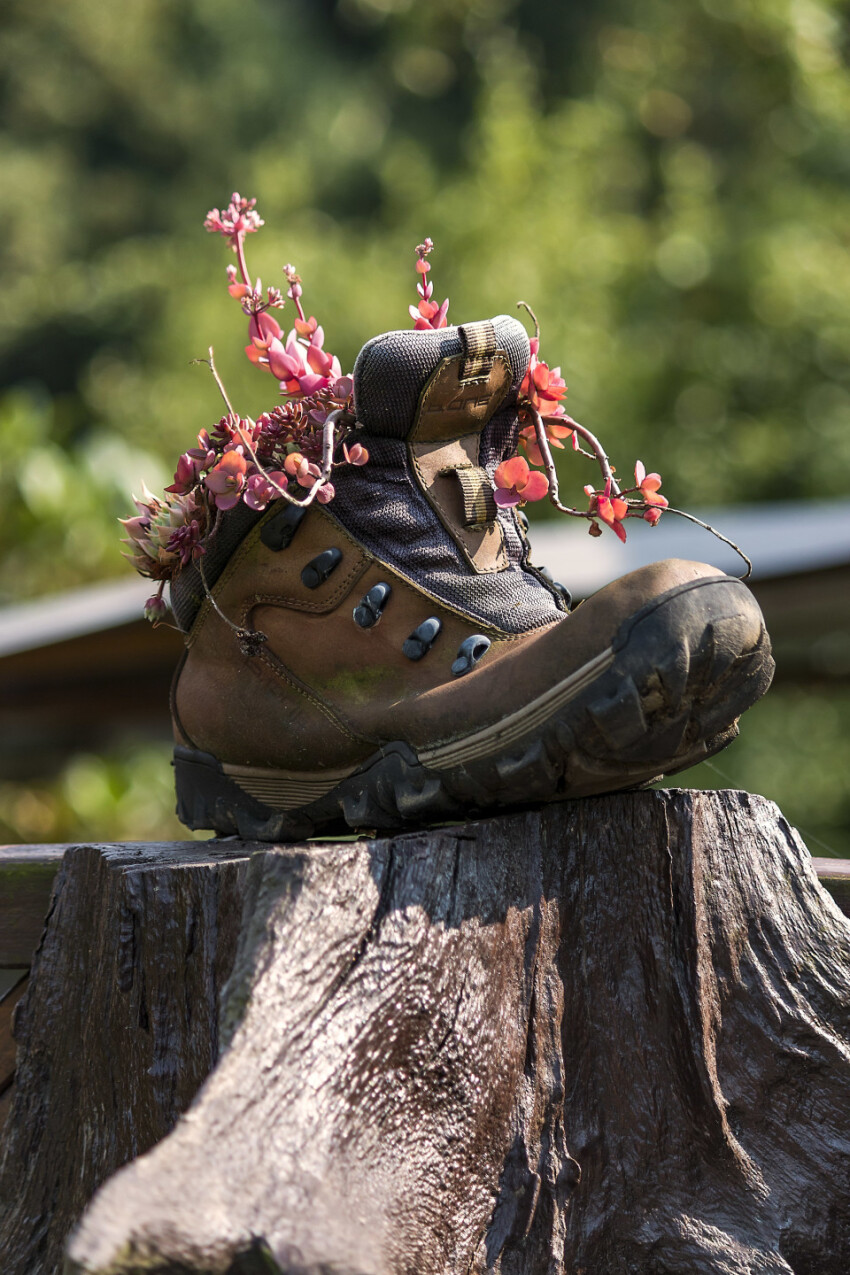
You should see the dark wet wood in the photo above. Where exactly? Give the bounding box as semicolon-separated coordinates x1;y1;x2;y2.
0;841;252;1275
2;794;850;1275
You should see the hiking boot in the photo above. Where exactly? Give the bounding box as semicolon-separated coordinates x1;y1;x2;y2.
169;316;774;839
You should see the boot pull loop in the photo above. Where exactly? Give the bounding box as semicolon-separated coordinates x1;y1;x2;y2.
458;320;497;382
451;466;499;529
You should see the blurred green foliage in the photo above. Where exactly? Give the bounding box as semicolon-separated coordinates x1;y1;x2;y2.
1;0;850;846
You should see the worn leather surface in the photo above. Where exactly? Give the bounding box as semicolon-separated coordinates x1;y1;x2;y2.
173;501;728;769
408;352;512;443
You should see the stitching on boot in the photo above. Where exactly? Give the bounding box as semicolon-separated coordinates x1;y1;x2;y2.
248;552;372;615
188;505;372;640
251;644;378;746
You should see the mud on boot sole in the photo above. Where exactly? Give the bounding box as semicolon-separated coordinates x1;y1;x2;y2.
174;575;774;839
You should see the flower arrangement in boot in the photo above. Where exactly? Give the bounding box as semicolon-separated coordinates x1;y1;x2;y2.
123;193;745;628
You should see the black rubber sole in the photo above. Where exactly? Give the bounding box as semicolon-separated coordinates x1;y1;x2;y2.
174;576;775;841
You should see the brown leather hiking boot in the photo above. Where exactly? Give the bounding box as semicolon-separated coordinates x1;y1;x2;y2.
169;316;774;839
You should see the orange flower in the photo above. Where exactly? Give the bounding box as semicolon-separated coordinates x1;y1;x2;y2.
634;460;668;509
520;357;567;418
519;419;574;466
589;479;629;542
493;455;550;507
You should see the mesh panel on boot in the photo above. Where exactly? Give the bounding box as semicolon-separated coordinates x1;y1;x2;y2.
325;435;561;634
354;314;530;438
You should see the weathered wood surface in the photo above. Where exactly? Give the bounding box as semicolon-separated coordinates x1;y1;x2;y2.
2;843;848;971
2;793;850;1275
0;841;252;1275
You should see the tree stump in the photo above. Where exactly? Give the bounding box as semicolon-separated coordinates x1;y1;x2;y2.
2;792;849;1275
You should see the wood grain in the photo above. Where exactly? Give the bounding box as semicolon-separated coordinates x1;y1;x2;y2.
1;795;849;1275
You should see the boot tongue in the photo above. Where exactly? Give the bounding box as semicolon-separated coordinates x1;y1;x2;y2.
352;314;530;440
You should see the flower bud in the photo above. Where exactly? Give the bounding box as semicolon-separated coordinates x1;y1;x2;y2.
144;594;169;624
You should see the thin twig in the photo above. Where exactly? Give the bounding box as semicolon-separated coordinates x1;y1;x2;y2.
527;407;602;518
516;300;540;343
663;508;753;580
192;347;235;415
199;555;268;654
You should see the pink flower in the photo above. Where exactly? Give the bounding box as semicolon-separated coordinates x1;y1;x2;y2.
520;356;567;418
284;452;319;484
644;506;663;526
255;328;338;397
634;460;668;509
410;297;450;330
305;326;340;380
244;470;288;511
249;311;283;348
493;456;550;507
519;419;574;467
342;441;369;466
165;444;215;494
409;237;449;330
592;480;629;543
204;193;263;248
332;375;354;400
204;450;248;510
294;316;318;338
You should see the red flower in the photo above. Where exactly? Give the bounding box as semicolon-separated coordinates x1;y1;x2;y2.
204;450;248;510
493;456;550;508
634;460;668;510
591;479;629;543
519;419;574;466
520;354;567;419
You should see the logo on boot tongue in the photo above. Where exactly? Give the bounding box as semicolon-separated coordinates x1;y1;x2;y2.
422;389;495;416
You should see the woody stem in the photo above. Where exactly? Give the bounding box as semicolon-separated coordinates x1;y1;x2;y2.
527;408;596;518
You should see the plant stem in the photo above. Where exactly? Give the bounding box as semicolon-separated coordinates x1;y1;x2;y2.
235;233;252;288
516;300;540;343
197;347;235;415
664;507;753;579
527;407;601;518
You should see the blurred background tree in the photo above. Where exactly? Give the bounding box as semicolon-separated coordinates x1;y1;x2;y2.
1;0;849;850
